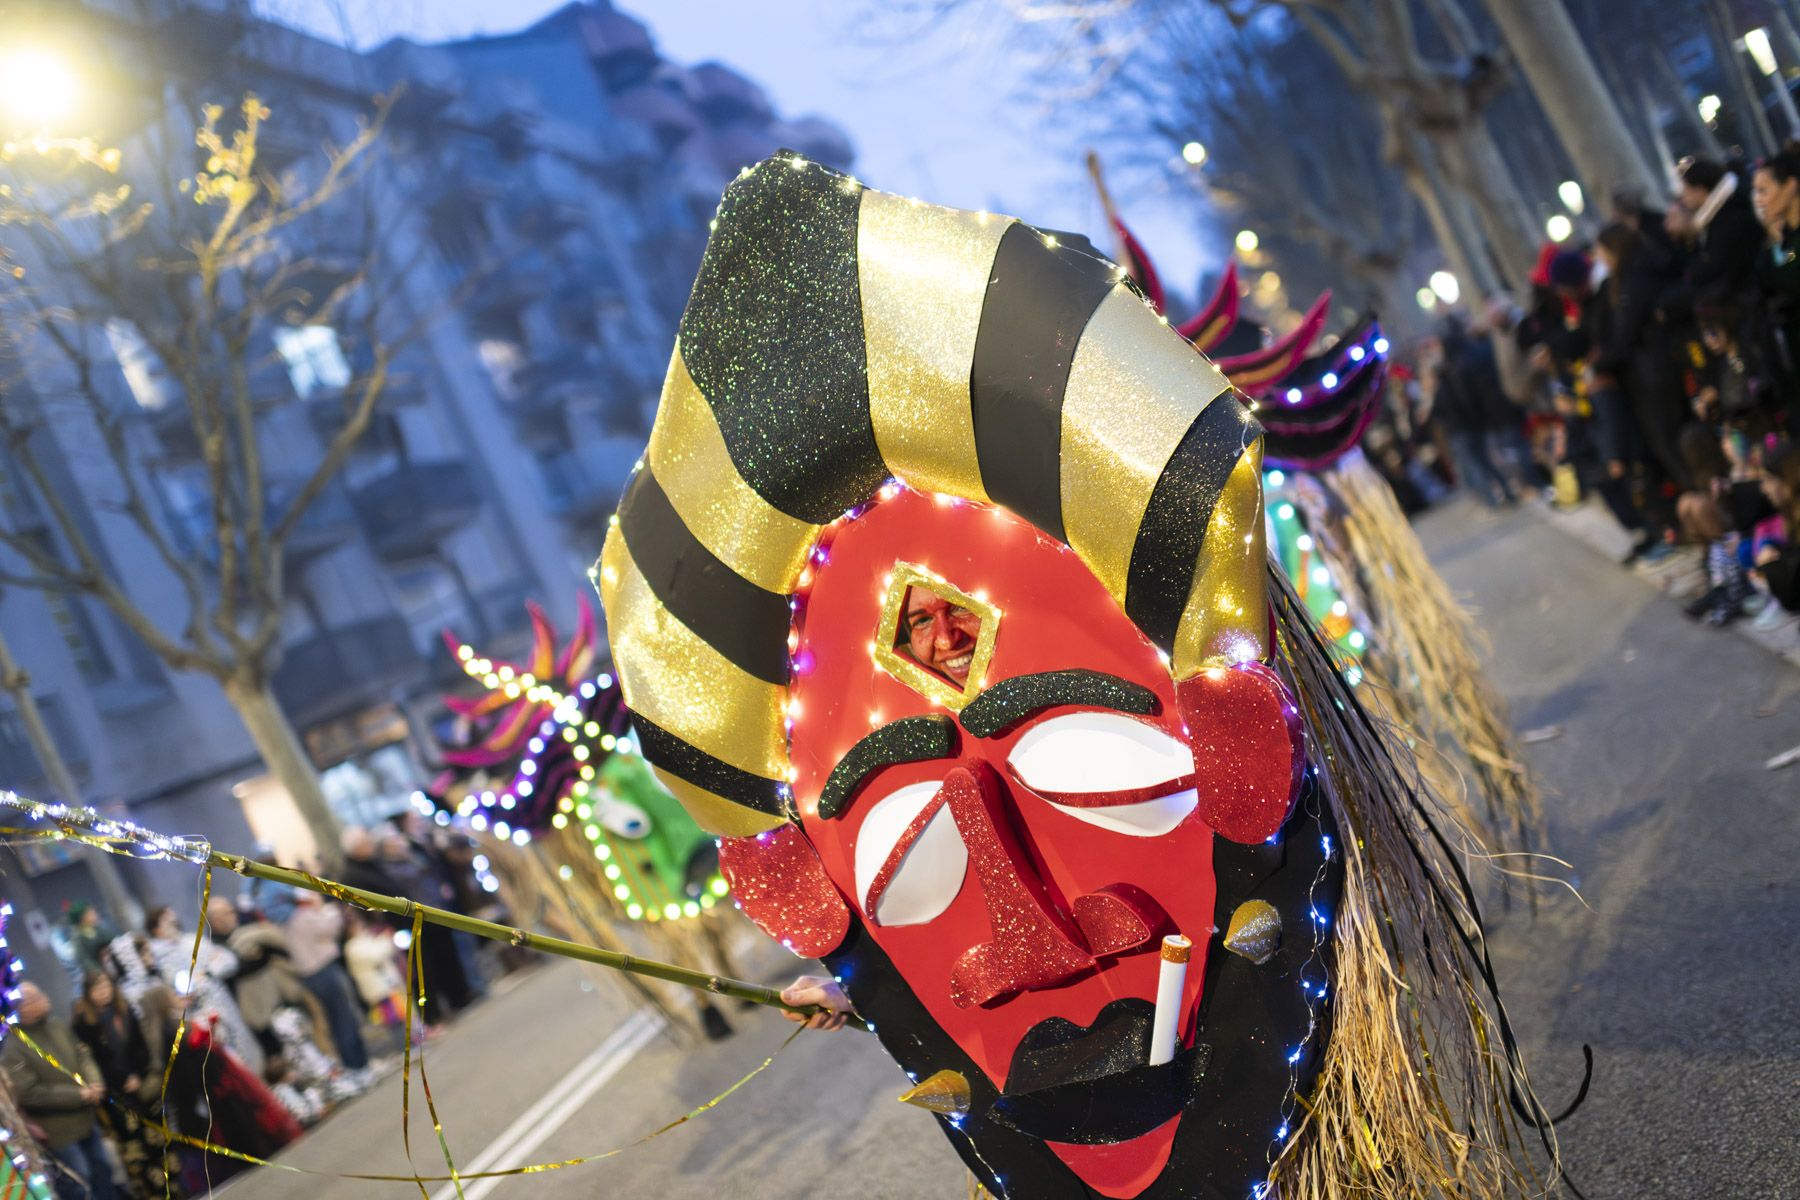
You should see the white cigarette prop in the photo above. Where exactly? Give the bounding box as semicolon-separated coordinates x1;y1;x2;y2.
1149;933;1191;1066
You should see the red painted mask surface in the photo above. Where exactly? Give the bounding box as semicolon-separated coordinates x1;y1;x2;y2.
788;490;1223;1187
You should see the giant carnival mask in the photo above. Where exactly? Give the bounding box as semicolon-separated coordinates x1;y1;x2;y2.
600;155;1345;1199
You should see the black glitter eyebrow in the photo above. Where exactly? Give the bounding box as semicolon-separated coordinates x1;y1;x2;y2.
958;669;1158;739
817;716;959;820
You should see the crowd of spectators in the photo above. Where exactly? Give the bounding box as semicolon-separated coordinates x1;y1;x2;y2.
1389;151;1800;634
3;816;496;1199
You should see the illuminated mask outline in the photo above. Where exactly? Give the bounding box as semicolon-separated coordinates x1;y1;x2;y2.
599;153;1327;1200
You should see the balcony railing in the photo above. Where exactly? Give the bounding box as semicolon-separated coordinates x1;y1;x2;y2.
0;695;87;793
273;614;421;726
349;460;481;562
537;438;640;524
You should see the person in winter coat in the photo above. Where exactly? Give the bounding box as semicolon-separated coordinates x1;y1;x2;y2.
143;908;260;1072
1752;448;1800;613
1433;320;1520;506
283;892;370;1080
1591;222;1691;494
1672;157;1765;314
1;982;121;1200
1753;147;1800;428
70;974;175;1200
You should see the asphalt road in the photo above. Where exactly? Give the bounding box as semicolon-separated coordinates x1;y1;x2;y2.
226;498;1800;1200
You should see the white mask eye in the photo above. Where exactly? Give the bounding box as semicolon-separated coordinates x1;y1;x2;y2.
1008;712;1196;838
851;780;968;926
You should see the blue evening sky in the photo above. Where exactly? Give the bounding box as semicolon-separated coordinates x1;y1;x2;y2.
257;1;1210;296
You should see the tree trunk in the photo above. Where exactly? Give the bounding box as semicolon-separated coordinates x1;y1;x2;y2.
0;629;140;928
1708;0;1779;156
1406;157;1503;304
1444;125;1540;288
1480;0;1660;203
1651;43;1725;163
222;674;342;871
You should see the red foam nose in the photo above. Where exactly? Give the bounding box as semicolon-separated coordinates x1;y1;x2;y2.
945;764;1093;1007
1174;661;1306;844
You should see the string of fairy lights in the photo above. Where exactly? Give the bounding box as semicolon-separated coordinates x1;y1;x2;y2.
443;648;729;924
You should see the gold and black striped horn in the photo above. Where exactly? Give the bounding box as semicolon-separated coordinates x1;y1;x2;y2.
599;151;1269;836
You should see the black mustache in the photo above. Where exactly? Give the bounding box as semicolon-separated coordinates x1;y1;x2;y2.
993;998;1211;1145
1004;998;1157;1094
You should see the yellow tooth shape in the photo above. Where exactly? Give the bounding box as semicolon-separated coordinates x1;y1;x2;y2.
897;1069;972;1116
1224;900;1282;965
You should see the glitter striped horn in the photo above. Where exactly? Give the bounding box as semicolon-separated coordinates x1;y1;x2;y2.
597;152;1283;841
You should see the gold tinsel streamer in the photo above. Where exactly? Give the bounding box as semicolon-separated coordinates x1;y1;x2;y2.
0;814;809;1190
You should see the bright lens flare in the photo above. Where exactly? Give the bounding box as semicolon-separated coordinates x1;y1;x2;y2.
1545;214;1574;244
0;47;80;131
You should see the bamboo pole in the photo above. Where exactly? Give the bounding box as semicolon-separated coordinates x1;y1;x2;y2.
202;848;869;1031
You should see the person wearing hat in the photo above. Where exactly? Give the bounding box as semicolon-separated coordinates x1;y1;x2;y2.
61;904;115;980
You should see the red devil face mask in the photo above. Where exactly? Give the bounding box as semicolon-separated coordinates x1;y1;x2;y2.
720;488;1340;1200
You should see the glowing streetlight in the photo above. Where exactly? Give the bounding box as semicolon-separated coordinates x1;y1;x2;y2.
1235;228;1259;253
1181;141;1208;167
1745;28;1779;77
1558;180;1584;215
1545;214;1574;243
1415;286;1437;311
1429;270;1461;306
0;46;80;132
1698;93;1723;124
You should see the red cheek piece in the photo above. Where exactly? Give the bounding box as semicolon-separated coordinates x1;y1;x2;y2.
718;824;852;959
945;762;1094;1008
1174;661;1306;845
1070;884;1164;958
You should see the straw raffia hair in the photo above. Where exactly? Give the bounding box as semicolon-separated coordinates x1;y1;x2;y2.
1319;454;1545;853
1267;568;1572;1198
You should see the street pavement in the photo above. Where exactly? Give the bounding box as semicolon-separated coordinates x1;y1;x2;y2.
228;498;1800;1200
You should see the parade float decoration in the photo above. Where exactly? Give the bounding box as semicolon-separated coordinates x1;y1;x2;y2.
598;152;1569;1199
1089;158;1542;855
432;598;743;1037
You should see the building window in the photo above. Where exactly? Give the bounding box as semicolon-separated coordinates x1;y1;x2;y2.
104;319;170;411
155;469;212;558
477;339;526;401
318;744;419;830
390;565;471;657
12;529;117;684
273;326;352;398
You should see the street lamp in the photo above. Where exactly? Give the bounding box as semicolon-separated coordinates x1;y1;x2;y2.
1741;28;1800;137
1745;27;1779;77
0;46;81;132
1429;270;1460;306
1558;180;1584;215
1181;141;1208;167
1235;228;1259;253
1545;214;1573;243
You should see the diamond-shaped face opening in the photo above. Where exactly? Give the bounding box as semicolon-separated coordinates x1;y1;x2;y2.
873;563;1000;711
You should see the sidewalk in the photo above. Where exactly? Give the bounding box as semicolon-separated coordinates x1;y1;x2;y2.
1534;496;1800;671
